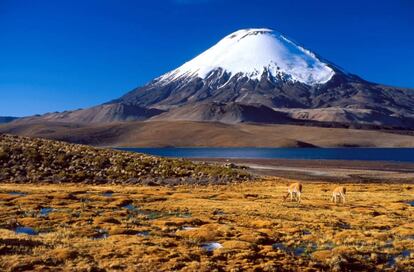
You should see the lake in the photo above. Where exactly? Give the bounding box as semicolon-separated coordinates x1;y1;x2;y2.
117;147;414;163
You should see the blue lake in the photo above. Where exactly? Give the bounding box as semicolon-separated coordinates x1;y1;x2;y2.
117;147;414;163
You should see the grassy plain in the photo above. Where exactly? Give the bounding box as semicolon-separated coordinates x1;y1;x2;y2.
0;178;413;271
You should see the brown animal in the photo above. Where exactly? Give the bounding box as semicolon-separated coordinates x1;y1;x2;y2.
332;186;346;203
283;182;303;203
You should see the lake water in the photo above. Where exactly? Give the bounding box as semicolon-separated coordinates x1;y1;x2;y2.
117;147;414;163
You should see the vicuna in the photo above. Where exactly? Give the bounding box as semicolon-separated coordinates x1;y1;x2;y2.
284;182;302;203
332;186;346;204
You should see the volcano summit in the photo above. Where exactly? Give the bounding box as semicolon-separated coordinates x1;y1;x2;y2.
156;28;335;85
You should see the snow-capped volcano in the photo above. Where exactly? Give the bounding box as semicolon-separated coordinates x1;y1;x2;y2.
22;28;414;129
159;28;335;85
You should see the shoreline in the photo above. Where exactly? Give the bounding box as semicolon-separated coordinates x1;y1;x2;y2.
192;158;414;184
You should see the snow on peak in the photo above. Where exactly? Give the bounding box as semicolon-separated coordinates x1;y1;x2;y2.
158;28;335;85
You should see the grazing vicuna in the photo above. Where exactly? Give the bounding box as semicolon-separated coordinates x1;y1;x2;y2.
283;182;303;203
332;186;346;204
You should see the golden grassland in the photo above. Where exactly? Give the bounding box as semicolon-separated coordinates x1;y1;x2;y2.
0;178;413;271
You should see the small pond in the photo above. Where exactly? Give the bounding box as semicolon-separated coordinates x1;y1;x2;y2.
8;191;27;196
40;208;54;217
15;226;38;236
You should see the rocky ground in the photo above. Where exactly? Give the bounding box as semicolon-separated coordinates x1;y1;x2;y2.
0;134;249;185
0;180;413;271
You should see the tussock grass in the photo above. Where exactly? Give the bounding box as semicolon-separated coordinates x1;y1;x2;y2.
0;179;413;271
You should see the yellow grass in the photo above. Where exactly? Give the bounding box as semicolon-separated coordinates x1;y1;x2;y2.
0;178;413;271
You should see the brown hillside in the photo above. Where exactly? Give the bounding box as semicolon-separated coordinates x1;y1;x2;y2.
1;120;414;147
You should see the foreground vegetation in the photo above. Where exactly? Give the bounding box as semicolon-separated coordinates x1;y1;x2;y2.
0;179;413;271
0;134;249;185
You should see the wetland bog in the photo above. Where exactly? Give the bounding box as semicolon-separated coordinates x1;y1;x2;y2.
0;179;413;271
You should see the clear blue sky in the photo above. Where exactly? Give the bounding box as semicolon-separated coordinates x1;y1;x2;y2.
1;0;413;116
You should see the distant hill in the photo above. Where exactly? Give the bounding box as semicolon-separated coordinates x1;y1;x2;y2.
0;116;19;124
1;120;414;148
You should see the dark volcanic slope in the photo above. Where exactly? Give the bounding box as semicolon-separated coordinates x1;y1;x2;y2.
19;71;414;129
118;72;414;128
151;102;296;124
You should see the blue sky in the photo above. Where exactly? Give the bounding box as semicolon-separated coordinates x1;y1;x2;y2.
1;0;413;116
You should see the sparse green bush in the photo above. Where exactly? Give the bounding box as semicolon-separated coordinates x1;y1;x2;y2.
55;152;70;167
94;156;110;168
72;171;90;181
23;147;42;162
0;147;8;161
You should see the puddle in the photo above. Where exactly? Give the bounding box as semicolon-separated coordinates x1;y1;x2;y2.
201;242;223;252
102;192;113;197
15;227;38;236
177;212;192;218
302;230;311;235
40;208;54;217
142;210;163;219
273;242;316;256
8;191;27;196
387;255;396;267
307;243;318;253
166;211;192;218
293;247;306;256
272;243;286;251
402;250;411;258
93;229;109;240
137;231;150;237
384;240;394;248
145;211;163;220
322;242;335;250
180;226;198;231
123;204;139;212
385;251;410;267
336;222;351;229
122;205;164;220
408;201;414;207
